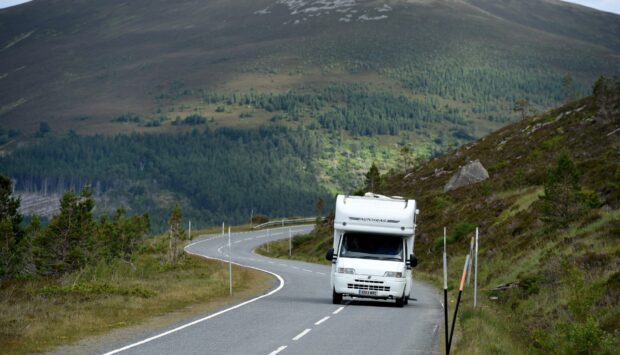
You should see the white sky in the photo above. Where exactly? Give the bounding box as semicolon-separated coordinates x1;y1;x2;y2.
0;0;31;9
0;0;619;14
561;0;620;14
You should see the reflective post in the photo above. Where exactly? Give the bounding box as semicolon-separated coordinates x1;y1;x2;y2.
228;226;232;295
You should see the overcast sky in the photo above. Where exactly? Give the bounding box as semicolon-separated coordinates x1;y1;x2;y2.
0;0;619;14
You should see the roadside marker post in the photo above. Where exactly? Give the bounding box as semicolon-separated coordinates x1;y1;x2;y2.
448;254;470;353
466;236;474;286
474;228;479;308
222;222;224;236
443;227;449;355
289;228;292;257
228;226;232;296
188;220;192;241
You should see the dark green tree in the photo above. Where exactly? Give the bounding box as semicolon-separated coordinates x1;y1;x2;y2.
35;122;51;138
96;209;149;264
514;99;529;120
540;153;583;228
364;163;381;193
34;186;95;275
0;176;23;280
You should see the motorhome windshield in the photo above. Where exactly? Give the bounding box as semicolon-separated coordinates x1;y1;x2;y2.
339;232;403;261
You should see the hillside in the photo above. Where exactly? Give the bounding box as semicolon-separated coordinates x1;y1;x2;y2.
1;0;619;229
261;77;620;352
0;0;619;135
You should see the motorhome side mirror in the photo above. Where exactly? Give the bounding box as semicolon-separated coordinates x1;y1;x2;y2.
326;248;334;261
410;254;418;268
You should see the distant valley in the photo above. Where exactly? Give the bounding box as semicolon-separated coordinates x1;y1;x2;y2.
0;0;618;229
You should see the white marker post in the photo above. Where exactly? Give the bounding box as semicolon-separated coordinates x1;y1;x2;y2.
267;229;270;252
188;220;192;241
228;226;232;296
443;227;449;354
222;222;224;236
474;227;479;308
466;236;474;286
289;228;292;257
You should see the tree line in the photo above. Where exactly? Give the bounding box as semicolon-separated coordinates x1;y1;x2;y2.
0;126;330;232
0;176;149;280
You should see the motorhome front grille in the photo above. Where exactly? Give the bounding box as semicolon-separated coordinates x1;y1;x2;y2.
354;279;384;284
348;283;390;292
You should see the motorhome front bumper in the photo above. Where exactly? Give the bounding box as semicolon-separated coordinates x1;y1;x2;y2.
334;274;406;299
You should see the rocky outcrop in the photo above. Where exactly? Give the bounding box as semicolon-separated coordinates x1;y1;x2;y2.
443;160;489;192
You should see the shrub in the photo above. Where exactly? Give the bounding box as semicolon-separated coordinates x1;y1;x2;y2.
540;153;585;227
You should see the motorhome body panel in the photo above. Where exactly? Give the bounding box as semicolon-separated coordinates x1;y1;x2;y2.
330;194;417;303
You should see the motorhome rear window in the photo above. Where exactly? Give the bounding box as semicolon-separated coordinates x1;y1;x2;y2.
339;232;403;261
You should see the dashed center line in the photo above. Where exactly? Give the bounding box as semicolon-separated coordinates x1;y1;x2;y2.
333;306;344;314
302;269;313;273
292;328;311;341
314;316;330;325
268;345;287;355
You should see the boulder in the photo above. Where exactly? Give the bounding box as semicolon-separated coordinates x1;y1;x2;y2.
443;160;489;192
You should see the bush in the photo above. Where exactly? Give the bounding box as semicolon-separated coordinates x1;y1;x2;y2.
251;214;269;225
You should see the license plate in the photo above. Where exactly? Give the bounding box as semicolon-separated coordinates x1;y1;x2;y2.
359;290;378;296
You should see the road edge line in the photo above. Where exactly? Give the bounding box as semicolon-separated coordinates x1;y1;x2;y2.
102;234;286;355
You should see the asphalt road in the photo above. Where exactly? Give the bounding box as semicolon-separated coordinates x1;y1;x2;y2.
102;226;443;355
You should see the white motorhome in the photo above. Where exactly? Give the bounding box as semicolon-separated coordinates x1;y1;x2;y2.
326;193;418;307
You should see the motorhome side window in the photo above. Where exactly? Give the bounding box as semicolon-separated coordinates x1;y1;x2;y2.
339;232;403;261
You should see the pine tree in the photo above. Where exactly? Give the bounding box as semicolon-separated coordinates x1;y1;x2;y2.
514;99;529;120
0;176;24;280
562;74;574;103
34;186;95;275
365;163;381;193
540;153;584;228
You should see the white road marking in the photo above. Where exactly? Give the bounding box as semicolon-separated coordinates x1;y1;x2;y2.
234;240;242;244
292;328;311;341
268;345;287;355
278;263;287;267
333;306;344;314
302;269;313;273
102;237;288;355
291;266;300;270
314;316;329;325
316;272;326;275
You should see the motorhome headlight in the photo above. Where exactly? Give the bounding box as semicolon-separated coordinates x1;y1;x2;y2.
384;271;403;278
337;267;355;274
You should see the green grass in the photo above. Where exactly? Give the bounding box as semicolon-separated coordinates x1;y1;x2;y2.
0;235;274;354
251;94;620;353
495;186;543;223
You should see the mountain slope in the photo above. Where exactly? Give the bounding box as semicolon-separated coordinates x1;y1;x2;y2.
0;0;618;134
261;78;620;352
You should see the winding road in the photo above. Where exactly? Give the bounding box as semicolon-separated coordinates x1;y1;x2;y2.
101;226;443;355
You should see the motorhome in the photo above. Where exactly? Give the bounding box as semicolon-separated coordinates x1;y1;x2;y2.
325;193;418;307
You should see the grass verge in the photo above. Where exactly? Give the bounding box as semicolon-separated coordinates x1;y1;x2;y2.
0;237;273;354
